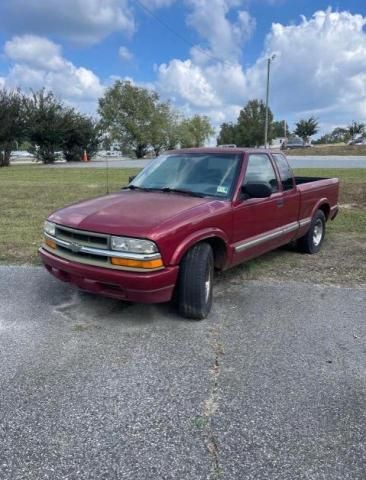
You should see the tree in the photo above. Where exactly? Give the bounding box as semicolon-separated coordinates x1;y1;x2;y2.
294;117;319;144
271;120;289;139
0;88;27;167
235;99;272;147
217;122;236;146
61;113;101;162
348;121;365;139
149;102;178;156
313;127;350;145
179;115;214;148
25;90;71;163
98;80;158;158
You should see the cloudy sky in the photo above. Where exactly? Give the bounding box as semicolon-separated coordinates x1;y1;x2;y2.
0;0;365;136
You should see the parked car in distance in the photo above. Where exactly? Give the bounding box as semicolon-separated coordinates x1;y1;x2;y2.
348;137;366;145
39;148;339;320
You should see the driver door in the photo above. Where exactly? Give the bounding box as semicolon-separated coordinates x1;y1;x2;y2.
232;153;285;265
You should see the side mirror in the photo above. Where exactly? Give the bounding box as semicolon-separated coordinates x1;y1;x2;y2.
128;175;136;183
242;182;272;199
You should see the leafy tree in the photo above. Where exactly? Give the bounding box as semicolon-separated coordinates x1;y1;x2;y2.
149;102;177;156
98;80;158;158
217;122;236;146
294;117;319;144
0;88;27;167
25;89;72;163
61;113;101;162
348;121;365;139
313;127;350;145
235;99;272;147
271;120;289;139
179;115;214;148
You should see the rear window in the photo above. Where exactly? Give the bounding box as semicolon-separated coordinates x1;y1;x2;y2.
272;154;294;191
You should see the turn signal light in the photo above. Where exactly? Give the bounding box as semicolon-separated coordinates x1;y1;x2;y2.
111;257;164;269
45;237;57;249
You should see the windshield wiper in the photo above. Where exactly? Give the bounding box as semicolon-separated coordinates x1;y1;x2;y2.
157;187;206;198
124;184;152;191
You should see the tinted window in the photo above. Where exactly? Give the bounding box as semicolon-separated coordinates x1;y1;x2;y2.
243;154;279;193
272;154;294;191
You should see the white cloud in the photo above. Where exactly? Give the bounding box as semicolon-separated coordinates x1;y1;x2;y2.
247;9;366;123
118;46;133;61
158;59;220;108
139;0;177;8
3;35;104;111
0;77;5;88
186;0;256;61
157;9;366;132
0;0;135;45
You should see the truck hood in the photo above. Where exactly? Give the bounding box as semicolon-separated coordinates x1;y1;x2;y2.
49;190;214;237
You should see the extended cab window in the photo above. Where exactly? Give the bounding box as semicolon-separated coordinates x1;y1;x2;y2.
243;154;279;193
272;154;295;191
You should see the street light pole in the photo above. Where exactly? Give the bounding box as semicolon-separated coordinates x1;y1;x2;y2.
264;54;275;148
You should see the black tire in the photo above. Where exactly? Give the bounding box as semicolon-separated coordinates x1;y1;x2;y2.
178;243;214;320
297;210;326;254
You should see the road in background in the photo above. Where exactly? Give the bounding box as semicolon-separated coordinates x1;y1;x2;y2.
0;266;365;479
10;155;366;169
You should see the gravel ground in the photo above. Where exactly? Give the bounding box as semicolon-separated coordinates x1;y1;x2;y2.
0;266;365;479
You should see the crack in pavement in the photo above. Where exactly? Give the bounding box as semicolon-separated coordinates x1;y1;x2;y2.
202;326;225;479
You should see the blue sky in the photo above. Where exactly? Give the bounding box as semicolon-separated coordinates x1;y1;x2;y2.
0;0;365;137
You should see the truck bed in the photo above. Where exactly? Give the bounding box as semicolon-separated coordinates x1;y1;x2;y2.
295;176;339;221
294;176;329;185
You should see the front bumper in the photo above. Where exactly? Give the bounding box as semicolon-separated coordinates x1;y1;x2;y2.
39;247;179;303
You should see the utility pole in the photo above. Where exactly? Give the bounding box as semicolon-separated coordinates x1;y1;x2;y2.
264;54;276;148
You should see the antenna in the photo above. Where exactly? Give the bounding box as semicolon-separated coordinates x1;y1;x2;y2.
105;153;110;194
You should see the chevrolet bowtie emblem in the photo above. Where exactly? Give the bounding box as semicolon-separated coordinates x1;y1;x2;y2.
70;242;81;253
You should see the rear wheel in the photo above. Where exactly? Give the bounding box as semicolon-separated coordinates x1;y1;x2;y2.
178;243;213;320
297;210;326;254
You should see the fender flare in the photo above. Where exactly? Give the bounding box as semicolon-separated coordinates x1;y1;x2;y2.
170;228;230;266
310;198;331;221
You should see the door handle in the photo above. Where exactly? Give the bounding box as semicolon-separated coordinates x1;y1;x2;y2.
276;199;284;208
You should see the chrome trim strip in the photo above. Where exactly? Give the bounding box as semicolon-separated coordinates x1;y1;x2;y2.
45;233;161;261
234;221;299;253
41;245;164;272
299;217;312;228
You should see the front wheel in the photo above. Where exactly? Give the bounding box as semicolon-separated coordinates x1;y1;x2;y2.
178;243;214;320
297;210;326;254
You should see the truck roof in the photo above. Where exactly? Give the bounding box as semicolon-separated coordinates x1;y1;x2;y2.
166;147;283;155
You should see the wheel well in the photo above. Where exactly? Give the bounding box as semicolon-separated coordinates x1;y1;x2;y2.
201;237;227;270
318;203;330;220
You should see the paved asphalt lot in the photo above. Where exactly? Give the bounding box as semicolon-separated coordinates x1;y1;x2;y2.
0;266;365;479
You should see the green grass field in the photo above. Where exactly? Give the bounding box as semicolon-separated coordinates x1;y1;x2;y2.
286;144;366;156
0;165;365;284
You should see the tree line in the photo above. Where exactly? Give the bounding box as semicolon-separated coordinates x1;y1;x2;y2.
0;81;214;167
216;100;320;147
217;99;366;147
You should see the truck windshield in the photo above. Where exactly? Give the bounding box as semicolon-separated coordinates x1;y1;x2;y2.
130;153;241;199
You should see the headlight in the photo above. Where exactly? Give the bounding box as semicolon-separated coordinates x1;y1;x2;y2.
111;236;158;254
44;221;56;236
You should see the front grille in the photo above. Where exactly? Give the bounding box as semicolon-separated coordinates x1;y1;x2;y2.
55;225;109;248
57;245;108;263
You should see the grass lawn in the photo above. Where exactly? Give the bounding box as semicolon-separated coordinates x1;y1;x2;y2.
0;165;139;264
1;165;365;285
286;144;366;156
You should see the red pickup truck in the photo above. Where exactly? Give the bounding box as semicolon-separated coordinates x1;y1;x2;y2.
39;148;339;319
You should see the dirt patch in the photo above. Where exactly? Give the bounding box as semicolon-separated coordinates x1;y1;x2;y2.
217;233;366;288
